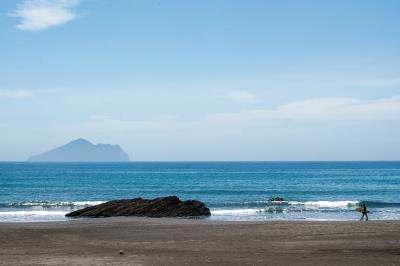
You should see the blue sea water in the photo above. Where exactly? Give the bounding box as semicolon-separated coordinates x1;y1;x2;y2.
0;161;400;222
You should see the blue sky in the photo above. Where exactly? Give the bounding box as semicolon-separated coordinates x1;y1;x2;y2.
1;0;400;160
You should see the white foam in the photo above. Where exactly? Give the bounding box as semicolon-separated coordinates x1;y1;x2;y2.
210;200;362;220
0;211;67;222
71;201;105;206
288;200;359;209
11;201;105;207
211;208;264;216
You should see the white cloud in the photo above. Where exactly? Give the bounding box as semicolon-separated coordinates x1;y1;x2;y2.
208;96;400;123
9;0;80;31
344;77;400;87
64;96;400;135
0;90;34;97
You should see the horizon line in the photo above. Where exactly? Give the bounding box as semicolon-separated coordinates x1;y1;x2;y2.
1;160;400;163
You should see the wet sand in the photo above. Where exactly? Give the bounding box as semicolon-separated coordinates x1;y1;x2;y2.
1;218;400;266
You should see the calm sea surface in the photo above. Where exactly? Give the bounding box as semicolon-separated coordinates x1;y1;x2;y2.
1;161;399;222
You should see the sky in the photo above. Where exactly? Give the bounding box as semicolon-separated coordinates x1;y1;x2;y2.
1;0;400;161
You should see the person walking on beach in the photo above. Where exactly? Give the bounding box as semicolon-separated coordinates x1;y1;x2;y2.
360;204;368;221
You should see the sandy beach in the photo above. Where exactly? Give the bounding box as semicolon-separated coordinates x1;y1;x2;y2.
1;218;400;266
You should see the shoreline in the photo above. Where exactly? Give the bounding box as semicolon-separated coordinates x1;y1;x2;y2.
0;199;391;222
1;217;398;223
1;217;400;265
0;212;390;223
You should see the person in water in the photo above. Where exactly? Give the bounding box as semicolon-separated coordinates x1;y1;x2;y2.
360;204;368;221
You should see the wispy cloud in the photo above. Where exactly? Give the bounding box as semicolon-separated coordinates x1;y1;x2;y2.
209;96;400;123
343;77;400;87
0;90;34;98
9;0;80;31
65;96;400;135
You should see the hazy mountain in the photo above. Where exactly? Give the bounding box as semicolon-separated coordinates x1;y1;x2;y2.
28;139;130;162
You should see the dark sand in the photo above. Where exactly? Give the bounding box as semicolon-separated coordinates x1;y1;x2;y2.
1;218;400;265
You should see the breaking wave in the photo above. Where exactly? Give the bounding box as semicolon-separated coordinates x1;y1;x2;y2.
1;199;400;222
0;201;105;208
0;211;68;222
287;200;359;208
211;200;400;218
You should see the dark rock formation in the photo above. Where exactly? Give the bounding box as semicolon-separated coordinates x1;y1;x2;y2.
66;196;210;218
268;197;285;202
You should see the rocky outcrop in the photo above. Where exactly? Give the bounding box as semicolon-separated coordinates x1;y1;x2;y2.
65;196;210;218
268;197;285;202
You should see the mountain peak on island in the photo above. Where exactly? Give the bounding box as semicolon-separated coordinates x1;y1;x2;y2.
28;139;130;162
68;138;92;145
64;138;94;148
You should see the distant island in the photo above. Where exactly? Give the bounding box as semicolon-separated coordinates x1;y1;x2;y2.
28;138;130;162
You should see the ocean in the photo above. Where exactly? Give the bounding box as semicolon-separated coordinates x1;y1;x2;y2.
0;161;399;222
